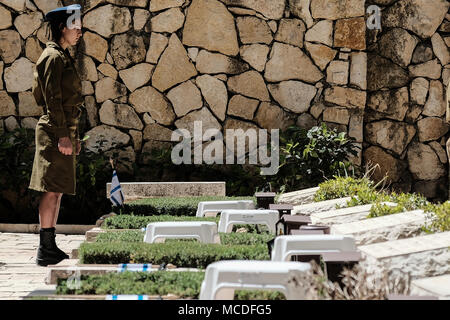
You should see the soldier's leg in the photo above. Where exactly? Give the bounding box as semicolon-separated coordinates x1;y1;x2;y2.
38;192;60;228
52;193;63;228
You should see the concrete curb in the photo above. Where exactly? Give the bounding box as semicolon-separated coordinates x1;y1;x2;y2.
0;224;96;235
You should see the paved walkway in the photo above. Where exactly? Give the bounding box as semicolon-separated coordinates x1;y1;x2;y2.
0;232;84;300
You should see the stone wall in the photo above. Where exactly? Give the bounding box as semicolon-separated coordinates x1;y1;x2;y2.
365;0;450;200
0;0;448;199
0;0;367;171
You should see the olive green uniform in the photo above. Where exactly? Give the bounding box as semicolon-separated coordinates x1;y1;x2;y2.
28;41;83;195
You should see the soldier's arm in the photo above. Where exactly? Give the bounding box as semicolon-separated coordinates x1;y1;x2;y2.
42;54;69;138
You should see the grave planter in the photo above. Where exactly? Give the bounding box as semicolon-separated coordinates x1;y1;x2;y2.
321;251;361;287
255;192;276;209
300;224;330;234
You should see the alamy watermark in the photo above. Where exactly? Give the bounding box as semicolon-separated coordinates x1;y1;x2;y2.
170;121;280;175
367;5;381;30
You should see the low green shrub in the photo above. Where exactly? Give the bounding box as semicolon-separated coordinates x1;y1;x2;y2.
95;229;273;246
314;177;376;202
79;242;269;267
102;215;219;229
423;201;450;233
368;192;430;218
57;271;204;297
102;214;271;233
118;196;255;216
56;271;285;299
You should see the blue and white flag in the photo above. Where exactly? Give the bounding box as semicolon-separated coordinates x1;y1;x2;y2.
110;170;125;207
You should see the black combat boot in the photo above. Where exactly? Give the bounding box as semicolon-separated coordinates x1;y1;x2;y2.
36;228;68;267
51;228;70;260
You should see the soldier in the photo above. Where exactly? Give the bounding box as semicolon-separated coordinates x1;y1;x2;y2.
28;4;83;266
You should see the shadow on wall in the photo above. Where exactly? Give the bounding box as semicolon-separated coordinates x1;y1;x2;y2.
364;0;450;202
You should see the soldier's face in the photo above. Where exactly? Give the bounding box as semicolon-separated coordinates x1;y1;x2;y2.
62;18;82;46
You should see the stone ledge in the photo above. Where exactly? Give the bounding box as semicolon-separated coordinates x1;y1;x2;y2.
106;181;226;199
0;224;96;235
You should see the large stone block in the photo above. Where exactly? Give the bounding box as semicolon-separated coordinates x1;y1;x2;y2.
365;120;415;155
183;0;239;56
152;34;197;92
407;142;446;180
268;81;316;114
363;146;405;183
4;57;34;92
99;100;143;130
110;33;146;70
167;80;203;117
382;0;449;38
129;86;176;126
106;181;226;199
334;17;365;50
83;4;131;38
265;42;323;83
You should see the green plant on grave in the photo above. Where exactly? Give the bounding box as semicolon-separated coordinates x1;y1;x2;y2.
102;214;220;229
422;201;450;233
267;124;360;193
95;229;274;246
56;271;286;299
314;176;375;202
78;242;269;267
368;192;430;218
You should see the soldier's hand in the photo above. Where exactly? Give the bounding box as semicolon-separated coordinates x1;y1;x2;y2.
58;137;73;156
76;140;81;155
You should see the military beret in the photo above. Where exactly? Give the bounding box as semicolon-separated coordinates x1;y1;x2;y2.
44;4;81;22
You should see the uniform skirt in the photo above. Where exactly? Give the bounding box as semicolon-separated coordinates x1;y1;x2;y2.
28;115;78;195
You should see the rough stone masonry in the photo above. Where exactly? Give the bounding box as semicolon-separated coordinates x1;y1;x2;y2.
0;0;448;199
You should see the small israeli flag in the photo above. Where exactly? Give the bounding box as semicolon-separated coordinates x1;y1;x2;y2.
110;170;125;207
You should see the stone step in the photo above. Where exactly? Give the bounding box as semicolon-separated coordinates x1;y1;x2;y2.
106;181;226;200
410;274;450;299
292;197;352;216
277;187;319;206
85;227;137;242
311;202;398;226
358;231;450;280
331;210;427;245
45;259;200;285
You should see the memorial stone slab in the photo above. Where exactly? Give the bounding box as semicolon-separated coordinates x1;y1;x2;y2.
311;202;398;225
331;210;426;245
277;187;319;205
292;197;352;216
358;231;450;280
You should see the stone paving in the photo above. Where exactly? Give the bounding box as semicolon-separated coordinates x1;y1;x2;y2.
0;232;85;300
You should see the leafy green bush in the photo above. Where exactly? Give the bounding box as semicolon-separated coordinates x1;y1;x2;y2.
79;242;269;267
267;124;359;193
102;214;219;229
423;201;450;233
95;229;273;245
56;271;285;299
118;196;255;216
